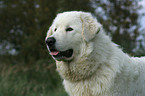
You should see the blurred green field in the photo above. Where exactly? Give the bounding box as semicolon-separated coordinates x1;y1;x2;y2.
0;59;68;96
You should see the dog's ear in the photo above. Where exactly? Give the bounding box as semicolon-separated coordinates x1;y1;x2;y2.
80;13;101;42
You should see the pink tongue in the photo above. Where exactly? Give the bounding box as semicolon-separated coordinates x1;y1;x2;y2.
51;51;59;55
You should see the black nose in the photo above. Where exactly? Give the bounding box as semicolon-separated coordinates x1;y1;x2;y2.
45;37;56;47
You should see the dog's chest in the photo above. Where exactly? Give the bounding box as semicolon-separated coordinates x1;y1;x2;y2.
63;80;93;96
63;80;111;96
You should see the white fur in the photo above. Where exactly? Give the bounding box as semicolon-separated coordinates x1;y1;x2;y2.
46;11;145;96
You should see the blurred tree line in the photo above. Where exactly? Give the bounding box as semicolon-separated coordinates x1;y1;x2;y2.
0;0;145;95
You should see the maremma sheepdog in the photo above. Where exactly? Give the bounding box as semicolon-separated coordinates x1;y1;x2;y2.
45;11;145;96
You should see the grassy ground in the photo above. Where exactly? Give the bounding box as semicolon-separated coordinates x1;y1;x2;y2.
0;59;68;96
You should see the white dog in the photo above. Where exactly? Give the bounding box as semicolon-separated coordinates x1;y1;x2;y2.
45;11;145;96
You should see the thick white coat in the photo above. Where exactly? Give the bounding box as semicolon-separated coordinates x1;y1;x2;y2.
46;11;145;96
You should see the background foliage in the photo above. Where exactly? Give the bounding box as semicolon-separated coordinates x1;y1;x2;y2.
0;0;145;96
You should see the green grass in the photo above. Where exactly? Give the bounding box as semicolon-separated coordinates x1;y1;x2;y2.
0;59;68;96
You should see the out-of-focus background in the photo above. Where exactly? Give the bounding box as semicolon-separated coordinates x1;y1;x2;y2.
0;0;145;96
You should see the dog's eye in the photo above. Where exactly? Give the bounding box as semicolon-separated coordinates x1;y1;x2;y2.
66;27;73;32
54;28;57;31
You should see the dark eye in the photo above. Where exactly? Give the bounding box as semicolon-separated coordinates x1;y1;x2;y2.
66;27;73;32
54;28;57;31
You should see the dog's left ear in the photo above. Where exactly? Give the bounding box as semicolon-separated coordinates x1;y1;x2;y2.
80;12;101;42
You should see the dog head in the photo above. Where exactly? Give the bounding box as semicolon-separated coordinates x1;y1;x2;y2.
45;11;101;61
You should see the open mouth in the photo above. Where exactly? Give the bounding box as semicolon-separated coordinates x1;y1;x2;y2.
50;49;73;61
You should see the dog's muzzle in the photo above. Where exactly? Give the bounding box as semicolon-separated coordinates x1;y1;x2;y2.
45;37;73;61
